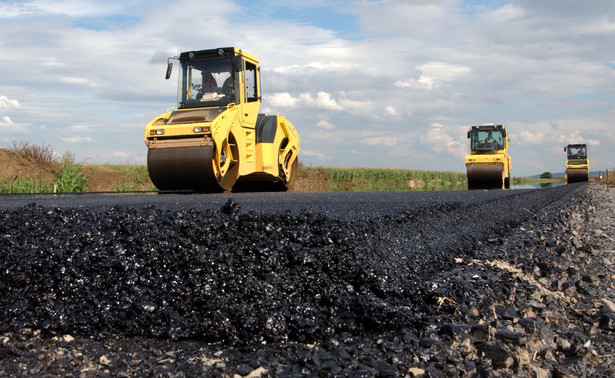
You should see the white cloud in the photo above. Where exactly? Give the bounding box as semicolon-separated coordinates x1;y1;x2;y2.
71;124;92;131
361;136;397;147
520;130;545;144
416;62;471;89
271;61;356;74
0;116;14;128
316;120;336;130
30;0;124;17
58;76;99;88
301;150;330;160
60;135;94;143
385;106;397;116
268;92;343;110
0;115;28;132
0;96;22;110
267;92;298;108
422;126;466;158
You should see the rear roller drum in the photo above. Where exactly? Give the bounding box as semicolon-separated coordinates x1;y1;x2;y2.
467;165;504;190
566;169;588;183
147;135;239;192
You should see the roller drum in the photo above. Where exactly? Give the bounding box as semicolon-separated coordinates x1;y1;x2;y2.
467;165;503;190
147;146;223;192
566;169;588;183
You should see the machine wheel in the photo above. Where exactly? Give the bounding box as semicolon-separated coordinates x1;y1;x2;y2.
213;134;239;191
276;138;298;191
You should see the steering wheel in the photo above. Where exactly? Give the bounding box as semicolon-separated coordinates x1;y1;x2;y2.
192;84;202;91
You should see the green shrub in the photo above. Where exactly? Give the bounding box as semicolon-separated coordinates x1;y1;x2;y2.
53;153;89;192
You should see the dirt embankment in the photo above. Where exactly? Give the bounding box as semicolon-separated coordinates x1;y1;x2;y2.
0;148;57;182
0;148;148;192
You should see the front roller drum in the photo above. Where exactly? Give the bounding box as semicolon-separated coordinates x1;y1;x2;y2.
566;169;588;183
467;165;504;190
148;146;226;192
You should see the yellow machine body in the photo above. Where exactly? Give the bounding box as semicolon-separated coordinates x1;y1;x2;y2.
144;47;299;192
564;144;589;183
465;124;511;190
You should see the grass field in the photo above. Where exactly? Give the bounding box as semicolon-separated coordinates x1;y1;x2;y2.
0;142;606;193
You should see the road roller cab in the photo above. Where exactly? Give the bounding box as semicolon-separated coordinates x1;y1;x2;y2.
564;144;589;183
465;124;511;190
144;47;300;192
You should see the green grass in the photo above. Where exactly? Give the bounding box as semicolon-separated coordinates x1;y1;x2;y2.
511;176;565;186
97;164;149;174
300;166;468;192
0;175;54;194
0;152;89;193
54;161;89;192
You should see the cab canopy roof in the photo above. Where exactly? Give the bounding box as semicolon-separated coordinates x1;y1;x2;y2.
470;124;505;131
178;47;258;63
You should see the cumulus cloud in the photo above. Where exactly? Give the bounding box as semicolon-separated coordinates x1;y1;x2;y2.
316;120;336;130
29;0;126;17
416;62;471;89
0;116;14;128
0;96;22;110
60;135;94;143
361;136;397;147
58;76;99;88
271;61;356;74
422;125;466;158
300;150;330;160
0;116;27;132
268;92;343;110
520;130;545;144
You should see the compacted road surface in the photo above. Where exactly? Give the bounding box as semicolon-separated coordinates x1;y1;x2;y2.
0;183;614;376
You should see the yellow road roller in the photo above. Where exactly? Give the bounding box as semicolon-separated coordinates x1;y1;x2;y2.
465;124;511;190
144;47;300;192
564;144;589;183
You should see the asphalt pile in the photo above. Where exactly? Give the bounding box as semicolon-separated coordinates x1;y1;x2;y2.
0;183;614;376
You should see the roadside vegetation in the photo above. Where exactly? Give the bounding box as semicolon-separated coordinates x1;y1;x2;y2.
1;142;600;194
0;142;151;194
511;176;565;186
297;165;467;192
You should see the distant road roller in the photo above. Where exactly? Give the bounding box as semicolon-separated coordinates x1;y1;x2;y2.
465;124;511;190
144;47;300;192
564;144;589;183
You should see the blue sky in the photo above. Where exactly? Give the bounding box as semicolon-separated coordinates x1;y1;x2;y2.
1;0;614;176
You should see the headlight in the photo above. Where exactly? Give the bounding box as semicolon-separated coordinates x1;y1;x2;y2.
193;126;210;133
149;129;164;135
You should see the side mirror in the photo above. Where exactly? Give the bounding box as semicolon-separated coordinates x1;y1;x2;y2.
165;61;173;80
564;146;567;152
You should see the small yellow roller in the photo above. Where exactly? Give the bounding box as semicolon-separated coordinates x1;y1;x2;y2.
564;144;589;183
465;124;511;190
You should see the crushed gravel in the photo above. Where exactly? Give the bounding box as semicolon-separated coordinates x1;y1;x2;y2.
0;183;614;376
